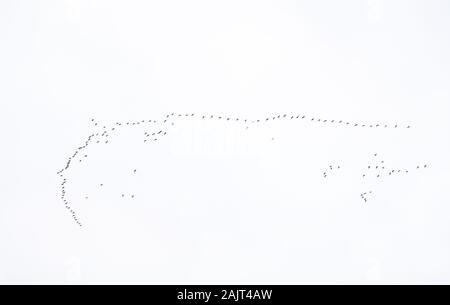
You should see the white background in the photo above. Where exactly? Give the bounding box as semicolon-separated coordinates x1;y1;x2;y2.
1;0;450;284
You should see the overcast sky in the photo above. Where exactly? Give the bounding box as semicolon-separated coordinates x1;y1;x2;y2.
1;0;449;284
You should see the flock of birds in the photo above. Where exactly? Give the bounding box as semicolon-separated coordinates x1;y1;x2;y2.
361;153;428;179
323;153;429;203
359;153;428;203
360;191;373;203
57;112;422;227
323;164;341;178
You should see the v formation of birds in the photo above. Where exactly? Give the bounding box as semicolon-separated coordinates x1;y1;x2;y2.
57;112;428;227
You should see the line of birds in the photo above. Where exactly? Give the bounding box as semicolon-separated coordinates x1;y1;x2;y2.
362;164;428;178
59;177;82;226
57;112;414;227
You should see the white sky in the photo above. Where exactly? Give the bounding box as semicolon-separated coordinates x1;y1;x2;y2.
1;0;450;284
